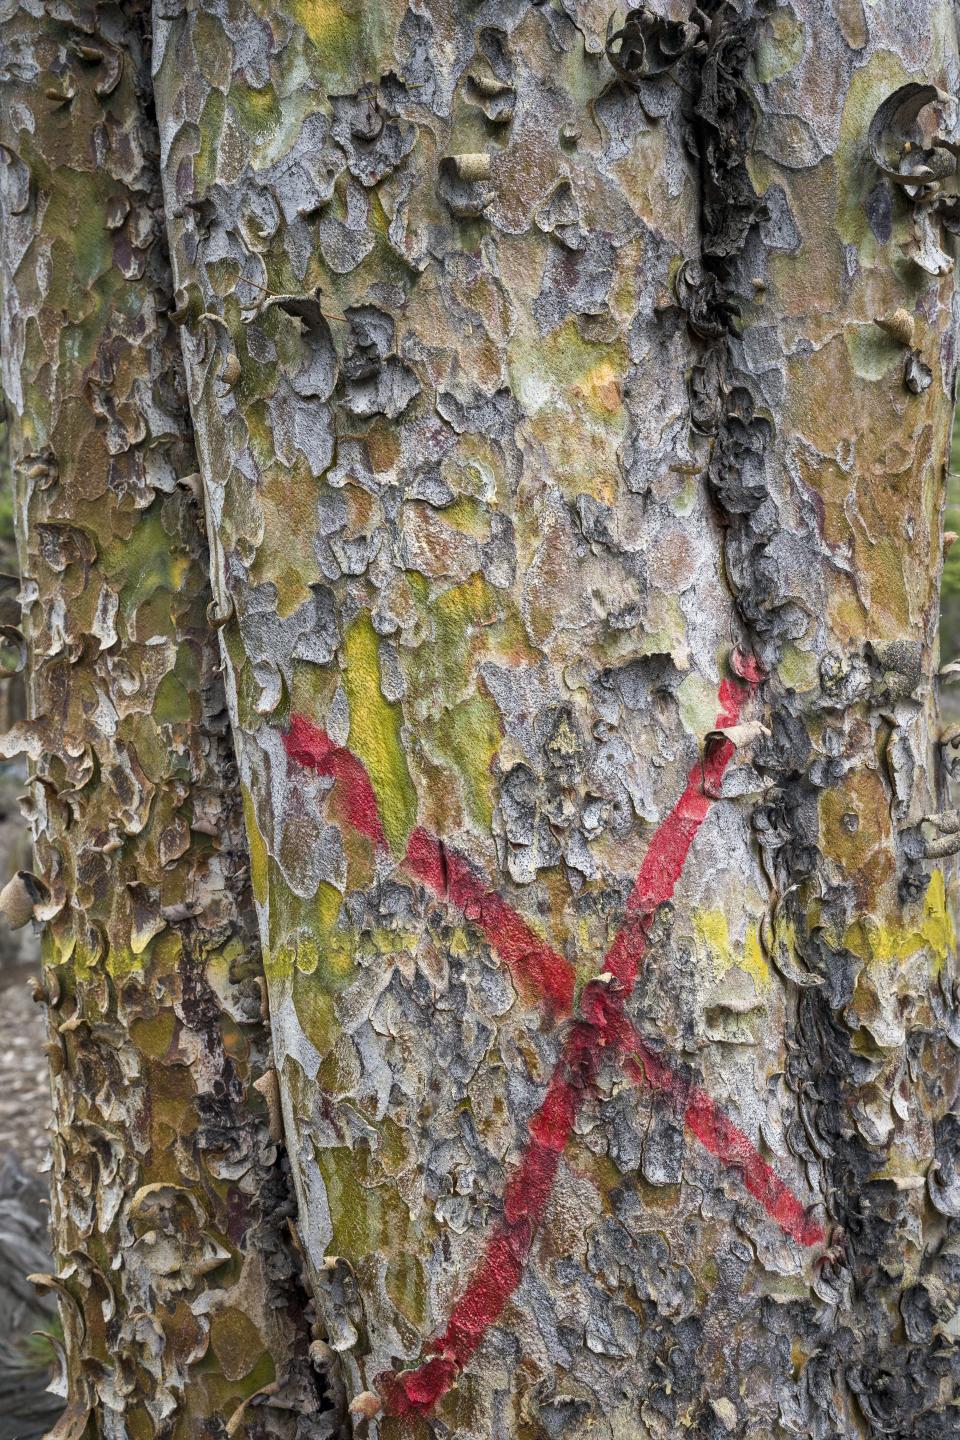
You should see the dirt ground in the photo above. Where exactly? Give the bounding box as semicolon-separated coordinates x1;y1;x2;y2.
0;756;49;1177
0;954;51;1175
0;759;61;1440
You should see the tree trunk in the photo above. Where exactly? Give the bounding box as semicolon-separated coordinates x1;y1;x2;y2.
149;1;960;1434
0;3;327;1435
152;0;960;1435
2;0;958;1435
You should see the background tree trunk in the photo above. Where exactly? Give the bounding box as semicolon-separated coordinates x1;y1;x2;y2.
0;3;328;1435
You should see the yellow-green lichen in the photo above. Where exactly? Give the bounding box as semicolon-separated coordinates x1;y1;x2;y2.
341;610;417;853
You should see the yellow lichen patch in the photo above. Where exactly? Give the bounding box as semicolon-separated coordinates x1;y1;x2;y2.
427;692;502;831
385;1249;428;1331
743;925;771;991
844;323;903;384
836;50;910;252
287;970;336;1057
364;419;401;475
224;80;281;148
508;319;627;502
796;452;852;552
291;923;353;981
191;9;233;90
678;672;720;742
452;268;512;349
247;464;322;618
105;928;183;981
440;495;491;539
286;0;376;71
314;1142;420;1265
842;869;955;975
289;655;340;736
281;914;415;1054
129;1010;177;1061
193;89;226;194
159;1299;207;1377
406;573;509;707
265;874;345;984
341;611;417;854
693;909;770;991
755;5;805;83
103;501;177;619
314;1034;363;1102
206;1348;277;1418
776;642;820;694
149;1068;202;1179
241;787;269;908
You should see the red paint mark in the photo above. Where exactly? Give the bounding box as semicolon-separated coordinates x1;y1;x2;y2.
379;986;635;1418
283;714;385;846
405;827;575;1016
684;1084;822;1248
284;716;575;1013
729;645;767;688
624;1038;823;1250
605;676;743;994
280;656;824;1416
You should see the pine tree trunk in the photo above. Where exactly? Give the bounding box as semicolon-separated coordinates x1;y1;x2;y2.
0;3;326;1435
0;0;951;1434
153;0;960;1434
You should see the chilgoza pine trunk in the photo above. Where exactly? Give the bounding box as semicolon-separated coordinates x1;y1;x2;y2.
0;3;330;1436
161;8;960;1439
151;1;960;1435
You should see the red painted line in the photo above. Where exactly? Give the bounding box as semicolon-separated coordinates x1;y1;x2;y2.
683;1084;823;1248
378;1006;617;1418
405;827;575;1016
283;714;385;846
605;675;744;993
282;719;575;1016
279;654;823;1416
376;668;819;1417
623;1039;824;1250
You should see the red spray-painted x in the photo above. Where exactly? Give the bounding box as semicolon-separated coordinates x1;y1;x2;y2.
280;653;823;1417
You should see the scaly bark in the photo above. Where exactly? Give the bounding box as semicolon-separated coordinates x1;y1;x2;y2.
0;3;328;1435
152;2;960;1436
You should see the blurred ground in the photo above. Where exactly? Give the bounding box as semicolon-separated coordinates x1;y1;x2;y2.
0;1156;63;1440
0;421;47;1174
0;425;47;1178
0;939;50;1174
0;423;61;1438
0;786;62;1440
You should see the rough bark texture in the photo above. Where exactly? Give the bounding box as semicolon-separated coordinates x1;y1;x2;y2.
0;0;940;1434
151;0;960;1435
0;4;326;1435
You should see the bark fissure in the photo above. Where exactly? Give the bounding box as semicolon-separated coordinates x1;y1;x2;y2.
674;4;960;1435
